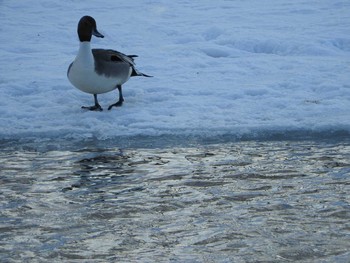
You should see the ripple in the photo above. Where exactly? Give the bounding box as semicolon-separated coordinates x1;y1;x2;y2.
0;140;349;262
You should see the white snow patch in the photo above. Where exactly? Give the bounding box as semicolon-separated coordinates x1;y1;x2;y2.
0;0;349;141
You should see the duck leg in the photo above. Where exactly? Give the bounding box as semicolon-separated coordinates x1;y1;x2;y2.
108;85;124;110
82;94;103;111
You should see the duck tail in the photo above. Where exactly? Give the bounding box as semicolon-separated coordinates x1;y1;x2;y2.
131;68;153;77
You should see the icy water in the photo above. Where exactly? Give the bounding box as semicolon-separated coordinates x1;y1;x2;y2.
1;139;350;262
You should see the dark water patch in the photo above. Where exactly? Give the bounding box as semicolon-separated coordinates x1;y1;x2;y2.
184;180;228;187
1;128;349;151
223;193;265;202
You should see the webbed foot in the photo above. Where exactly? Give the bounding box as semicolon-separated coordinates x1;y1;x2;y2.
82;94;103;111
108;100;123;110
82;104;103;111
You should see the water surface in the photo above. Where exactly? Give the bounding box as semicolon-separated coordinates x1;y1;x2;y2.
1;140;349;262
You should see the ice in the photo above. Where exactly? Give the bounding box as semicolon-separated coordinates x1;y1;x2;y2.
0;0;349;141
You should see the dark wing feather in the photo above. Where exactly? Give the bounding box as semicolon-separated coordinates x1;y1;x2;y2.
92;49;153;78
93;49;136;65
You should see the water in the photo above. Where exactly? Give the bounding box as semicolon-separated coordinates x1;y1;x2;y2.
1;139;349;262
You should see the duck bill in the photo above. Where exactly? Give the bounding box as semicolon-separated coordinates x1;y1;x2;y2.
93;29;104;38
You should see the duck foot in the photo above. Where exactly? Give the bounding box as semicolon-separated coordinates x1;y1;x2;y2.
82;104;103;111
82;94;103;111
108;85;124;110
108;100;123;110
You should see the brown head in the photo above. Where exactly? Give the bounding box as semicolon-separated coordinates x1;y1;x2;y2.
77;16;104;42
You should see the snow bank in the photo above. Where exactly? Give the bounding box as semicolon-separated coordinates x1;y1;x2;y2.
0;0;349;142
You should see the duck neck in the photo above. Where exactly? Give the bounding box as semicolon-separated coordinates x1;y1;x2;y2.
76;41;94;67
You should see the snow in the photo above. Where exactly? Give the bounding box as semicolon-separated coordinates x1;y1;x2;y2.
0;0;350;142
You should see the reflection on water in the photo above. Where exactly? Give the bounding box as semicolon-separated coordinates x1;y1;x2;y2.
0;140;349;262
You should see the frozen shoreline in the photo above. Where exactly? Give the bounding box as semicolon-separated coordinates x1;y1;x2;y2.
1;129;349;152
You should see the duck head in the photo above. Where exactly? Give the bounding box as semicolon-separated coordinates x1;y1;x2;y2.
77;16;104;42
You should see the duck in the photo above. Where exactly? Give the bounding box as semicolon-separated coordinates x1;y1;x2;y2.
67;16;151;111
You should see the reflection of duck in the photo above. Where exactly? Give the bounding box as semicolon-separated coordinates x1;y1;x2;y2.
67;16;151;111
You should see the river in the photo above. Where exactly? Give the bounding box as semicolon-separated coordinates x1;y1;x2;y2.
1;139;349;262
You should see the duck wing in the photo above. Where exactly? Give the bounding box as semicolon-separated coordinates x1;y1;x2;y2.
92;49;152;77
